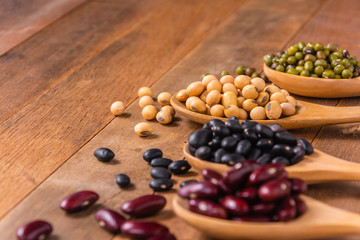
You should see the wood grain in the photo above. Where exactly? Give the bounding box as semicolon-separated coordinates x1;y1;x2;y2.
0;0;162;124
0;0;86;55
0;0;245;219
0;0;324;239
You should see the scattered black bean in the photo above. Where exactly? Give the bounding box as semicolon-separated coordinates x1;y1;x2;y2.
115;173;131;188
168;160;191;174
150;167;172;179
143;148;163;163
94;148;115;162
150;158;173;168
149;179;173;191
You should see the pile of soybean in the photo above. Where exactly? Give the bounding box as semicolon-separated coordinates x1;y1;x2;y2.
188;118;313;166
264;42;360;78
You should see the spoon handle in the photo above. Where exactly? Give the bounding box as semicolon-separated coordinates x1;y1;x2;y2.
295;101;360;126
288;150;360;183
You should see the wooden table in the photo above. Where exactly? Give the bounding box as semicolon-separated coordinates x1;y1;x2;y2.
0;0;359;239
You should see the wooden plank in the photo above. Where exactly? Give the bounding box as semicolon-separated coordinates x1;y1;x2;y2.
0;0;162;124
0;0;86;55
0;0;245;219
0;0;323;239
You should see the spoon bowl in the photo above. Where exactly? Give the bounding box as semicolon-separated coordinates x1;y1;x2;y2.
173;194;360;240
170;95;360;129
263;64;360;98
184;143;360;184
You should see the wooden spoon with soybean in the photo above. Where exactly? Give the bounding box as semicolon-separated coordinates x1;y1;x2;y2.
184;143;360;184
170;95;360;129
263;64;360;98
173;194;360;240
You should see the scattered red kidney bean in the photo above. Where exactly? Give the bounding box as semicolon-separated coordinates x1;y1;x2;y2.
276;196;297;221
121;221;169;239
290;178;308;195
258;178;291;202
147;232;177;240
121;194;166;217
248;163;285;185
220;195;249;216
189;199;227;219
178;162;307;222
95;208;126;233
17;220;52;240
177;181;218;199
59;190;99;213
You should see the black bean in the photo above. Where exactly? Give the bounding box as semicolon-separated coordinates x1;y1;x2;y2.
94;148;115;162
143;148;163;163
242;128;258;143
297;138;314;155
271;156;290;166
274;132;297;146
221;136;238;151
188;129;212;148
180;179;198;188
221;153;245;166
214;148;228;163
115;173;131;188
271;144;294;158
256;139;274;150
195;146;212;160
168;160;191;174
290;146;305;165
203;122;212;130
256;153;273;165
188;145;197;156
150;167;172;179
213;125;231;138
150;158;173;168
255;124;274;139
235;140;252;156
208;137;222;151
225;119;242;133
247;148;262;160
268;123;285;133
241;120;257;129
149;179;173;191
232;133;242;141
209;119;225;128
228;116;239;121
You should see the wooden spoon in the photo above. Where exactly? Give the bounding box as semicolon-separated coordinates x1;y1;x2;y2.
263;63;360;98
173;194;360;240
184;143;360;184
170;95;360;129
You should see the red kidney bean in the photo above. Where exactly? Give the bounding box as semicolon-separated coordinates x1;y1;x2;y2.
121;194;166;217
121;221;169;239
290;178;308;195
273;170;289;181
276;196;297;221
217;179;233;194
189;199;227;219
220;195;249;216
258;178;291;202
293;195;307;216
95;208;126;233
201;169;222;185
251;202;275;214
232;215;271;222
60;190;99;212
147;233;177;240
248;163;285;185
223;164;253;190
17;220;52;240
236;187;257;202
177;181;218;199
